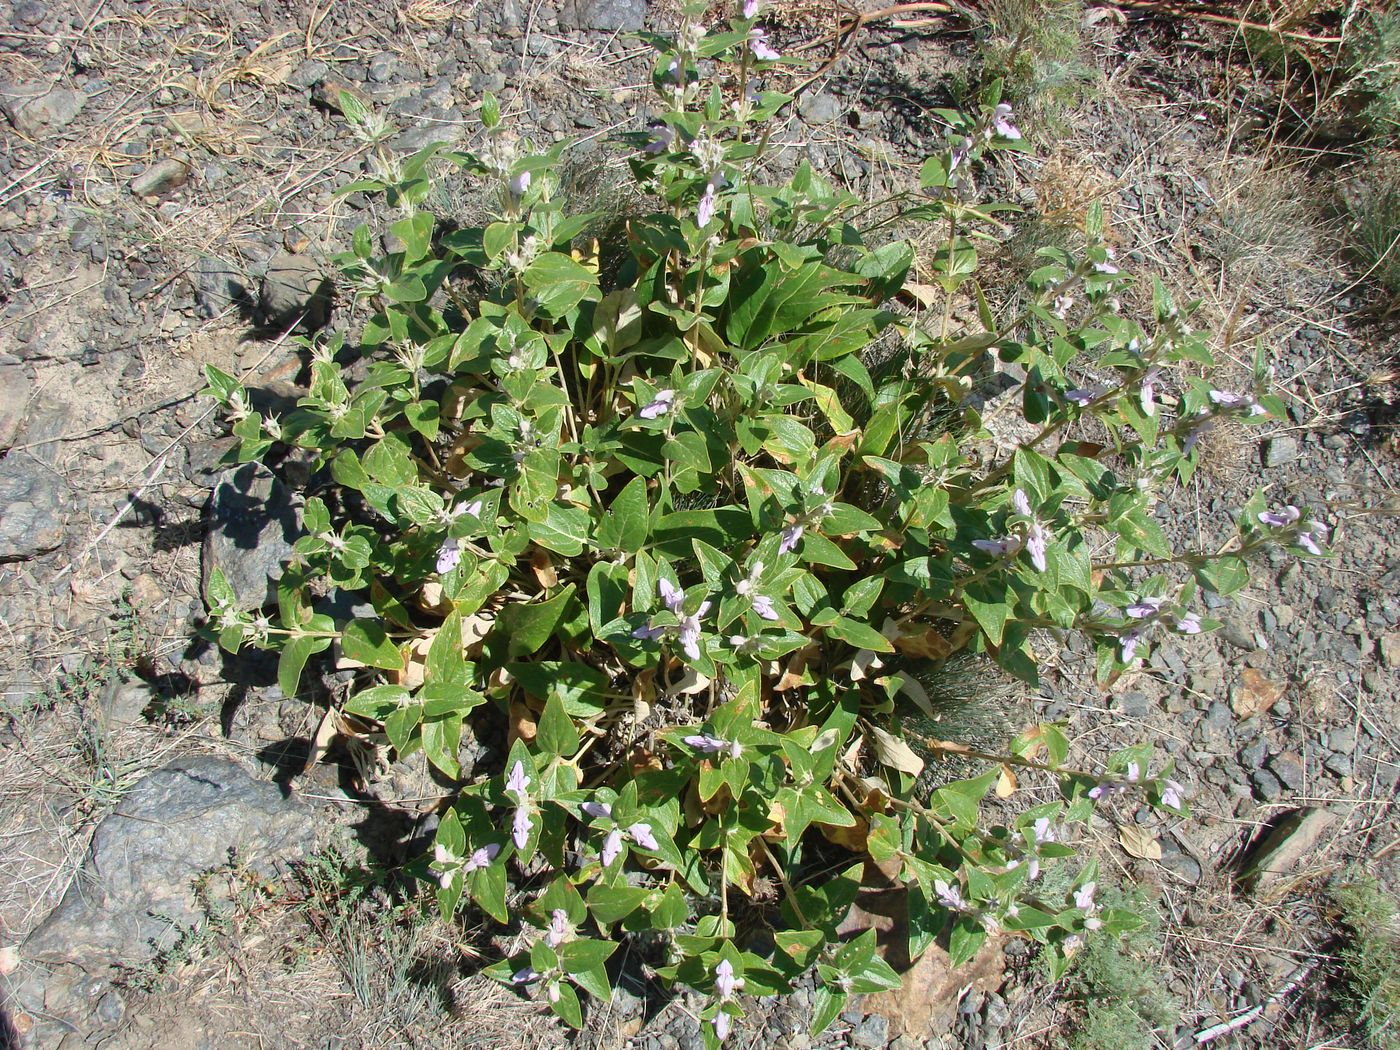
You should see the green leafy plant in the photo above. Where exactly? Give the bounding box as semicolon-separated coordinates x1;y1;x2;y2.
1342;158;1400;315
1331;869;1400;1050
963;0;1098;126
1056;882;1180;1050
201;1;1330;1039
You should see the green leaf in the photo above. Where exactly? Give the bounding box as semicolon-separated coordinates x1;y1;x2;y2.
559;938;617;974
963;581;1010;646
426;610;468;686
586;884;652;926
596;476;649;553
810;986;846;1036
549;982;584;1029
529;503;590;557
500;584;578;658
277;621;333;698
523;253;600;318
537;692;581;758
825;615;894;653
341;618;403;670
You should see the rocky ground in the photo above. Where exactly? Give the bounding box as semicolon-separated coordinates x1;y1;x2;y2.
0;0;1397;1048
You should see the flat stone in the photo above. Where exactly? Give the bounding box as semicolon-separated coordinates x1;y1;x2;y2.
129;157;191;198
0;82;85;136
188;255;252;319
24;755;315;968
257;253;332;331
201;462;302;612
1241;808;1337;888
0;457;64;561
1268;752;1305;792
798;92;844;124
561;0;646;31
1261;435;1299;467
1230;668;1285;719
0;353;33;448
1380;632;1400;669
1250;767;1283;801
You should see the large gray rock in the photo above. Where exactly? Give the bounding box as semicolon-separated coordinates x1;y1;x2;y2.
257;253;332;331
0;352;32;447
0;82;85;136
0;457;64;561
24;756;315;969
188;254;252;319
562;0;646;31
202;462;302;611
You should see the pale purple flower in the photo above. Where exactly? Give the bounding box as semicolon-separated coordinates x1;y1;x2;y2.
1032;817;1056;844
714;1012;732;1043
632;623;665;641
505;760;531;799
453;843;499;875
1012;489;1033;517
779;523;804;554
658;577;685;612
678;601;710;659
972;536;1023;557
512;805;533;850
508;171;531;196
735;560;763;595
1259;505;1301;528
451;498;484;520
1297;521;1328;555
665;59;680;83
1140;367;1162;417
1026;520;1050;573
1182;415;1213;455
1209;389;1248;408
697;185;717;226
628;822;659;851
991;103;1021;140
434;844;455;865
934;878;966;911
1027;857;1041;881
1160;779;1185;810
684;733;727;752
580;800;613;820
750;594;779;621
1125;597;1165;619
512;967;539;985
437;869;455;889
1073;882;1097;912
949;138;970;175
546;982;561;1003
1092;249;1119;275
1174;612;1202;635
1065;385;1108;406
640;388;675;419
601;828;624;866
436;536;462;574
741;0;761;16
714;959;741;999
748;28;780;61
1120;628;1143;662
644;124;674;155
1052;294;1074;319
545;908;570;948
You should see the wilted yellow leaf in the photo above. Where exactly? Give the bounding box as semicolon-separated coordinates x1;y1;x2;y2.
1117;824;1163;860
